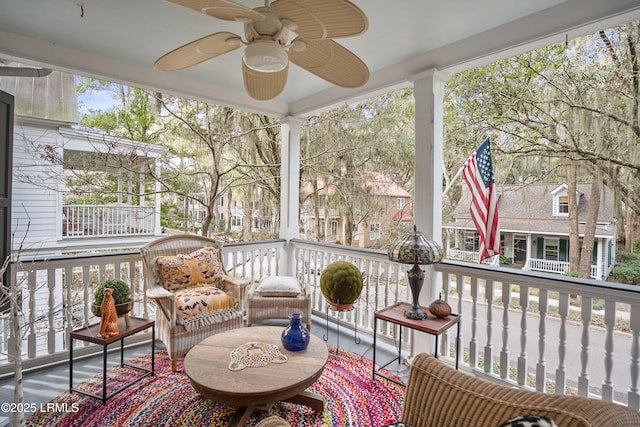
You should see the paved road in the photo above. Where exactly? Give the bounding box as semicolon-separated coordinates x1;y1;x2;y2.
450;295;633;402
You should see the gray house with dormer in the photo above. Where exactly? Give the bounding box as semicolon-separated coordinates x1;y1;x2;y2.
443;183;617;280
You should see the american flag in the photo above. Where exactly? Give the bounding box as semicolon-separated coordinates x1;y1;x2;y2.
462;137;501;263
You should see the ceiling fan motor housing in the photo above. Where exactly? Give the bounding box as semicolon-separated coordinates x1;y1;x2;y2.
245;7;288;44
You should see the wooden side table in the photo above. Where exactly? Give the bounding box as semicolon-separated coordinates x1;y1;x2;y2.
373;302;460;385
69;316;155;403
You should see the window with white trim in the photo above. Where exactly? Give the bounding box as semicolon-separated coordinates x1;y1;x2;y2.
464;231;478;251
553;192;574;217
369;223;381;240
330;220;338;236
544;238;559;261
558;196;569;214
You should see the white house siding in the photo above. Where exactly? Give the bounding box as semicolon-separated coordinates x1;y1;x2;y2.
11;120;63;256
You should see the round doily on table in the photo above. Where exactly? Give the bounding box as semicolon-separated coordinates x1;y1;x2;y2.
228;341;288;371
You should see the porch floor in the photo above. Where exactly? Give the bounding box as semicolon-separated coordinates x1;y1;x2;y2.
0;314;408;424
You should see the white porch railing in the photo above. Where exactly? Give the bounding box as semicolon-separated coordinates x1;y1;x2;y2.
2;239;640;410
525;257;598;279
447;248;499;265
63;204;155;238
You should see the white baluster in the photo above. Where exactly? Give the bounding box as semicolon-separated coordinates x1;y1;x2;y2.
47;269;56;354
500;281;511;380
470;276;478;368
484;280;494;374
456;273;464;365
628;304;640;409
518;286;529;386
27;269;36;359
555;292;569;394
536;289;548;392
602;299;615;401
578;296;592;397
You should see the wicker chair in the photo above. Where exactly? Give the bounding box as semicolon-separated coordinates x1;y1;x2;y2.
140;234;246;371
401;353;640;427
246;276;312;331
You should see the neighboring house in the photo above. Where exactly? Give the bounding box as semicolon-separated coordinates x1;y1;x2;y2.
2;65;164;258
301;172;412;248
178;193;246;234
443;183;616;280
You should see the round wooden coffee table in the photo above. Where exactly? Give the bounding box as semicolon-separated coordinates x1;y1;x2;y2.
184;326;329;427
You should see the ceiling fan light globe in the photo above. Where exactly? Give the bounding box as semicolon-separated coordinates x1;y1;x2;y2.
243;41;288;73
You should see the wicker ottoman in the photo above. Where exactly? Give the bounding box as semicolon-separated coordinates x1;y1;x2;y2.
256;416;291;427
246;276;312;331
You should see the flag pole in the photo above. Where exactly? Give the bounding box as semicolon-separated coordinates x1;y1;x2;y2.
442;163;465;198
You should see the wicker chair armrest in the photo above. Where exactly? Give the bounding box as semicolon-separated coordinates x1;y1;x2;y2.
146;284;174;300
146;284;176;326
219;276;249;301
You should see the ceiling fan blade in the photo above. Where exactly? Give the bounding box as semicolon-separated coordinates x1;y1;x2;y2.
166;0;266;22
271;0;367;40
242;61;288;101
290;38;368;88
155;32;242;71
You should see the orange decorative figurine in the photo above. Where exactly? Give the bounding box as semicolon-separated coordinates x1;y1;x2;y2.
98;288;119;338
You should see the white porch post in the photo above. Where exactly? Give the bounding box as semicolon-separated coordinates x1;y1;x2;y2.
279;117;302;277
139;164;145;207
411;69;447;355
597;238;604;279
154;160;162;235
127;171;133;205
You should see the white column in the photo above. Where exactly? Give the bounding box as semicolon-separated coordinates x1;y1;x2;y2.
127;171;133;205
117;175;123;204
597;238;604;279
280;117;302;276
154;160;162;235
139;164;145;207
411;69;447;355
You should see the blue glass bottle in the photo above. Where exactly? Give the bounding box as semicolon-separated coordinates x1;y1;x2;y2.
281;313;310;351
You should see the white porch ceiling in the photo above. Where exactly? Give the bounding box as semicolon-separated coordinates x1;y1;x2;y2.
1;0;640;118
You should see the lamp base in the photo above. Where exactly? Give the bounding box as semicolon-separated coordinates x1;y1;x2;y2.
404;264;428;320
404;304;428;320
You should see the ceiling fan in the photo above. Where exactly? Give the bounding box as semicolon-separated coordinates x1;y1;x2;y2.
155;0;369;101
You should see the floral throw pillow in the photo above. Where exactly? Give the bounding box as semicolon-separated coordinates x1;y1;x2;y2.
155;247;224;291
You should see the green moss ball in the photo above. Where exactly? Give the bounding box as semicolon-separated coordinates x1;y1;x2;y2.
320;261;364;305
94;279;131;305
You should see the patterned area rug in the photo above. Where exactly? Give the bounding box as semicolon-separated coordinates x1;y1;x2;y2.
26;348;404;426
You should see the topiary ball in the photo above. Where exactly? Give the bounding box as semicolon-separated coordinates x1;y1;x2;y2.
320;261;364;308
94;279;131;305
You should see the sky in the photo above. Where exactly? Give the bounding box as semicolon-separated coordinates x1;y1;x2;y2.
75;75;119;116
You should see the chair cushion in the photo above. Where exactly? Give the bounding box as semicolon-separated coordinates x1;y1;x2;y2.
255;276;302;297
174;285;240;331
155;247;224;291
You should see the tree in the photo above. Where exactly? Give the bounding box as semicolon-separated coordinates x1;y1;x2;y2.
230;114;283;239
300;90;415;247
153;98;242;236
444;21;640;275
